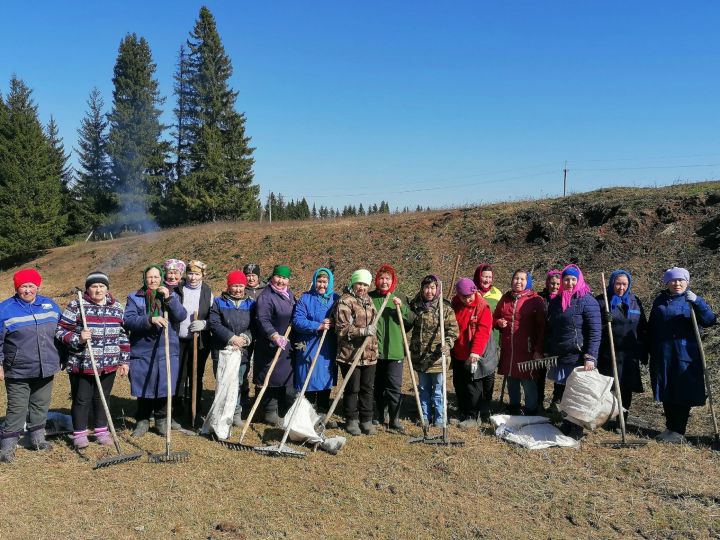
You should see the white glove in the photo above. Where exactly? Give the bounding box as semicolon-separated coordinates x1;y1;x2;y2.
189;320;207;332
686;291;697;303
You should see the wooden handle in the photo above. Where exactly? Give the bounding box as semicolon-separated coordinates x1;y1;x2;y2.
191;310;199;426
600;273;627;442
397;304;425;426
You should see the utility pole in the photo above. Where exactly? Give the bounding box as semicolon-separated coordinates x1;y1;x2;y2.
268;193;272;223
563;161;568;197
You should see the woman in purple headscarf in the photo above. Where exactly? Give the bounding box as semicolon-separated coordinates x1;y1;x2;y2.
545;264;601;436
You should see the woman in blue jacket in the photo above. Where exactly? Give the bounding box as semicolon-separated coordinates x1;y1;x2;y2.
292;268;339;415
0;269;62;463
649;267;717;443
596;269;648;428
124;264;187;437
546;264;601;437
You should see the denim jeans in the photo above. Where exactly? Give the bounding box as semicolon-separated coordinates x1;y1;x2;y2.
418;372;444;423
507;376;538;411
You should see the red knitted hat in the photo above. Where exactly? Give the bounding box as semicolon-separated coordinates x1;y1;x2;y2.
14;268;42;289
227;270;247;287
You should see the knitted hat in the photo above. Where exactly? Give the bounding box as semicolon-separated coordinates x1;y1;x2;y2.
164;259;186;274
85;271;110;290
350;269;372;286
562;266;580;278
663;267;690;284
13;268;42;289
456;277;476;296
187;260;206;275
272;265;291;279
227;270;247;287
243;263;261;276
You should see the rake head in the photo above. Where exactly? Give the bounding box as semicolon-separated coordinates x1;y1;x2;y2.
518;356;558;373
253;444;306;459
147;450;190;464
93;451;144;469
409;434;465;447
211;435;256;452
598;439;649;449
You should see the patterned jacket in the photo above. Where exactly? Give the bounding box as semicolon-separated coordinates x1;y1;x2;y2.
408;294;458;373
335;291;378;365
56;292;131;374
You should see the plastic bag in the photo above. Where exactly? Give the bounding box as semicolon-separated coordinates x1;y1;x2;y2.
283;397;347;454
490;414;580;449
558;366;620;430
201;347;242;440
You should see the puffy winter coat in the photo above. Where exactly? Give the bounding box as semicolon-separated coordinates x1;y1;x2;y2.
545;293;601;383
451;292;493;362
494;290;546;379
335;291;378;366
292;291;339;391
0;294;62;379
253;286;295;388
56;292;130;374
648;291;716;407
408;294;458;373
208;293;255;364
596;293;647;394
124;291;187;398
370;291;415;361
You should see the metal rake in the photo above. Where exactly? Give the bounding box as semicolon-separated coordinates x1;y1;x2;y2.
517;356;558;373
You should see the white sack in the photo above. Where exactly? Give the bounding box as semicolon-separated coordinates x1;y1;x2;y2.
558;366;620;430
490;414;580;450
283;397;347;454
201;347;242;440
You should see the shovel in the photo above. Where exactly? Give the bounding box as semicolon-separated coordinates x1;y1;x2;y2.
396;304;432;442
148;310;190;463
76;291;143;469
255;328;330;458
218;325;294;452
316;294;391;434
597;274;647;448
410;281;463;447
689;304;720;448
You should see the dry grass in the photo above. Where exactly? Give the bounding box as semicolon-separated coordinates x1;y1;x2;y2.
1;182;720;539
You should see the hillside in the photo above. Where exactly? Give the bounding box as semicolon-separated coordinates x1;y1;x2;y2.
0;181;719;539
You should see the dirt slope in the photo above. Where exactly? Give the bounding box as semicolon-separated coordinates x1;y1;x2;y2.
0;181;719;539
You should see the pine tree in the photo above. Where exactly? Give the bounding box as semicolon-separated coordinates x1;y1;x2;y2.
46;116;81;236
75;87;114;229
107;33;167;227
0;77;66;258
358;203;365;216
172;6;258;222
311;202;317;218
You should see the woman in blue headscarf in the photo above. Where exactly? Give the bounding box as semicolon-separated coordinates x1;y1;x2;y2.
595;269;648;428
292;268;339;414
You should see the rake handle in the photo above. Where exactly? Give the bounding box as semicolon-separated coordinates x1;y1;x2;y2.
76;291;123;455
600;273;627;444
191;310;199;427
439;281;449;439
397;305;425;432
689;306;720;441
323;294;391;425
164;311;172;457
446;255;461;300
238;324;293;443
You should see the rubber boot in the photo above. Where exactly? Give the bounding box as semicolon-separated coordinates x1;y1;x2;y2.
0;436;18;463
154;417;168;435
345;419;361;436
132;419;149;438
359;421;377;435
29;428;52;451
389;418;405;433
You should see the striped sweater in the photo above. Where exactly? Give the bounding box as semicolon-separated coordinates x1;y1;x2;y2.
56;292;131;374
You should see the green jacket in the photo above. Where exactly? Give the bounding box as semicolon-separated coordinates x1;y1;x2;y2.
370;290;415;361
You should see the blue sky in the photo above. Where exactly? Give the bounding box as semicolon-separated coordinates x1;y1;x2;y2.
2;1;719;210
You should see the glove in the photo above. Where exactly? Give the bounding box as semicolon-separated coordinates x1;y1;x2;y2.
274;335;289;350
602;311;613;324
686;291;697;303
189;320;207;332
294;341;307;352
362;324;377;337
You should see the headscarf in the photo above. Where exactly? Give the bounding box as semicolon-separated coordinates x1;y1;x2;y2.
511;269;533;293
142;264;165;317
456;278;476;296
473;264;493;294
544;269;562;300
311;267;335;302
269;265;291;299
608;269;632;310
164;259;186;274
187;260;206;275
374;264;398;296
560;264;591;312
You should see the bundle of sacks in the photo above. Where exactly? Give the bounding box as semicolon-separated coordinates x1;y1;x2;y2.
558;367;621;430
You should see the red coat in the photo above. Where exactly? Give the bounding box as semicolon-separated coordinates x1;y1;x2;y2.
451;292;492;362
493;290;546;379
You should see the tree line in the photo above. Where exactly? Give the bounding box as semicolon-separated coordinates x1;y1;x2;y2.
263;193;396;221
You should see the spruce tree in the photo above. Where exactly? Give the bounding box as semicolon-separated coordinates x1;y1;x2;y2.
0;77;66;258
75;87;114;229
172;45;193;183
46;116;81;235
107;33;167;227
172;6;259;222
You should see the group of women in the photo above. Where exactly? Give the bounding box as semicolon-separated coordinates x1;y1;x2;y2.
0;259;715;463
